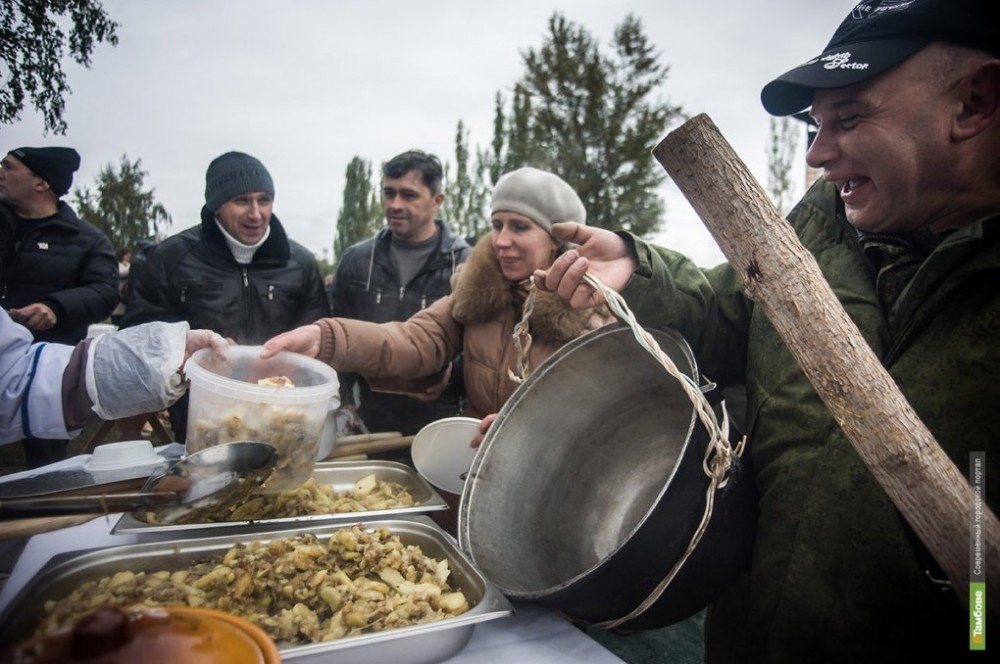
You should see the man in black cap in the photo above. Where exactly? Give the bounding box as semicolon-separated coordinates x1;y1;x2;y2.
123;151;329;442
535;0;998;660
0;146;118;467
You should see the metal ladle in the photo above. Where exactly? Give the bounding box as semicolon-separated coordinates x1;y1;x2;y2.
0;442;278;525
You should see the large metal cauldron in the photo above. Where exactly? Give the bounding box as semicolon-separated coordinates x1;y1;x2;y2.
458;324;757;629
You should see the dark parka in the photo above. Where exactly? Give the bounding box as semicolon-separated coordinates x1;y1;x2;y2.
622;180;998;663
332;221;470;434
123;208;329;343
0;202;117;345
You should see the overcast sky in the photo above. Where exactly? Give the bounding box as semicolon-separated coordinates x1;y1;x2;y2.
2;0;849;266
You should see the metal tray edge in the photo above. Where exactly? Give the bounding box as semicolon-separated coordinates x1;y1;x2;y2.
112;460;447;535
0;516;514;658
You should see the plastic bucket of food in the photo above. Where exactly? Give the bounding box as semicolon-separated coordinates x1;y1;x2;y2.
184;346;338;492
315;396;342;461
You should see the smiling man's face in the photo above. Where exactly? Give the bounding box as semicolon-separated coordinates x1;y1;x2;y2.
215;191;273;245
806;46;961;234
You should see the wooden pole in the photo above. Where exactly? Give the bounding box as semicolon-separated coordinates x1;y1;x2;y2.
652;113;999;604
0;515;99;540
327;436;414;459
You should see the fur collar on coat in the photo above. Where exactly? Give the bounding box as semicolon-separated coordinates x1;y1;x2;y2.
450;237;612;344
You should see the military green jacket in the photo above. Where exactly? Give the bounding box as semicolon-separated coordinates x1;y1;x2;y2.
621;180;998;662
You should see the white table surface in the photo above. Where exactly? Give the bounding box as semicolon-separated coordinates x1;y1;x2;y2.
0;516;622;663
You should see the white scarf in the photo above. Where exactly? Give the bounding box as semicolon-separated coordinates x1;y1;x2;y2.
214;219;271;264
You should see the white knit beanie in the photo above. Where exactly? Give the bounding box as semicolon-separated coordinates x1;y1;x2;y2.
490;167;586;235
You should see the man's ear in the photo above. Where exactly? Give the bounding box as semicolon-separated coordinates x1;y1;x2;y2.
953;60;1000;141
433;192;444;209
32;177;51;194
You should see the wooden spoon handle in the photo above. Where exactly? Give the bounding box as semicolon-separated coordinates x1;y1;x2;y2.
0;514;100;540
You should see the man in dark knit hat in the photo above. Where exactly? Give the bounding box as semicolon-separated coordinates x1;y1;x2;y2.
0;146;118;467
123;151;329;442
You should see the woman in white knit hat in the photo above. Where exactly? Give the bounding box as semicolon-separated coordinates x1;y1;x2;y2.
264;166;613;420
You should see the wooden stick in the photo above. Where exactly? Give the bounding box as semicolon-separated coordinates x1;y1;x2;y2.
328;436;414;459
652;113;999;604
324;454;368;462
335;432;403;445
0;514;101;540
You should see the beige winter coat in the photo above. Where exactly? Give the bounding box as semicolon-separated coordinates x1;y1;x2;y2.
317;239;613;418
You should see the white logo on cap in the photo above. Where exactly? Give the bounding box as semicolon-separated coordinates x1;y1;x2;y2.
807;51;871;71
851;0;914;20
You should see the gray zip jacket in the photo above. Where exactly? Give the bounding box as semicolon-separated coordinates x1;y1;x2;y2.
331;220;470;434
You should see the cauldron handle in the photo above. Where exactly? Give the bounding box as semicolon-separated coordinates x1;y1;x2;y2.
510;271;747;630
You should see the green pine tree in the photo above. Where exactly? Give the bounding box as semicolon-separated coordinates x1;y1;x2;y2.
444;120;492;241
334;156;382;264
489;92;506;186
73;155;170;251
489;13;682;236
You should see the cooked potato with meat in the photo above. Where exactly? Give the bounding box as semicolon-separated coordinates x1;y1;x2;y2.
189;402;315;489
142;474;417;524
257;375;295;388
38;527;470;644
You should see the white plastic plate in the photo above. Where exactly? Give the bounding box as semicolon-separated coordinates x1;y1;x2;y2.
411;417;480;494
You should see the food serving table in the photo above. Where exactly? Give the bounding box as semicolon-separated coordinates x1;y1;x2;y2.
0;515;623;663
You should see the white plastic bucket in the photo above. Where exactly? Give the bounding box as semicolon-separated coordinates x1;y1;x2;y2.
315;396;342;461
184;346;338;492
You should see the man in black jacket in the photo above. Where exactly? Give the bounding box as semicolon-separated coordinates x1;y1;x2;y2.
0;146;118;467
123;151;329;442
333;150;470;436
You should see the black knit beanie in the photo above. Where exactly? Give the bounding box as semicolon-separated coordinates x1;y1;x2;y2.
204;151;274;212
7;147;81;197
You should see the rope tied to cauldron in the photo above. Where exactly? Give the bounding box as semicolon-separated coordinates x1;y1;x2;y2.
510;273;747;630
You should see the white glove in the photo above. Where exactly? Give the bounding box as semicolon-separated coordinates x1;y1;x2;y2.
184;328;229;365
85;321;200;421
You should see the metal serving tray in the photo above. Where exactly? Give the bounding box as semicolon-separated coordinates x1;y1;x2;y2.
112;460;447;534
0;517;513;663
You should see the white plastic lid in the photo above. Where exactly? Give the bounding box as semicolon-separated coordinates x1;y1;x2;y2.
411;417;481;494
84;440;164;472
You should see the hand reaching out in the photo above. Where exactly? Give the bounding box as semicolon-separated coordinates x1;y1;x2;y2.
261;324;323;359
532;222;637;309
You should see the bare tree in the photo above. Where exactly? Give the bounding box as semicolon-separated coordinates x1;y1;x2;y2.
766;116;801;215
